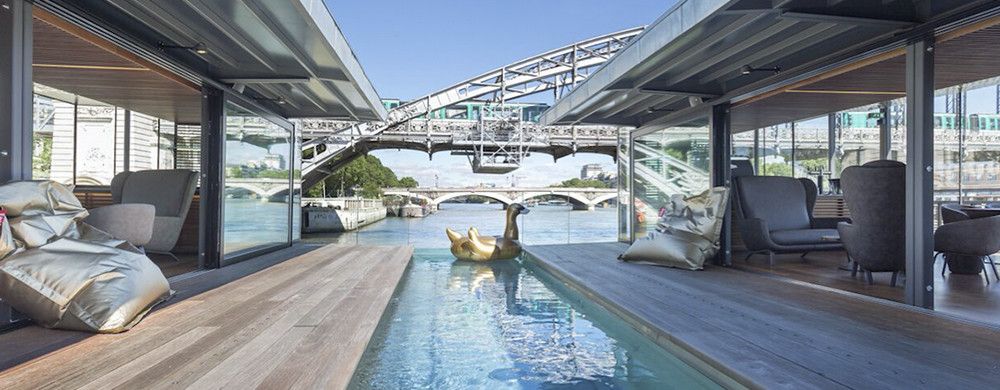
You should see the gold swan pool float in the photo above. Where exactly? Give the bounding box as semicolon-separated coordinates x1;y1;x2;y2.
446;203;529;261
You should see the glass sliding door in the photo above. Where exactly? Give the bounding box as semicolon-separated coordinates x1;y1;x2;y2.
631;118;711;239
74;103;117;185
617;128;631;242
222;101;293;258
291;126;302;242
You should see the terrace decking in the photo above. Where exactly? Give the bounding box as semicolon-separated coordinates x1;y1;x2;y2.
525;242;1000;389
0;243;413;390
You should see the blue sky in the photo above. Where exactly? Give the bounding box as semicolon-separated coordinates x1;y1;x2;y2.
325;0;674;187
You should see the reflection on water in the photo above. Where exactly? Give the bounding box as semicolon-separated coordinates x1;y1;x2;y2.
348;249;720;389
303;203;618;247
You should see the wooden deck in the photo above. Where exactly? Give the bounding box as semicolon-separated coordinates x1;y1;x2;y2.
525;242;1000;389
734;250;1000;327
0;243;413;390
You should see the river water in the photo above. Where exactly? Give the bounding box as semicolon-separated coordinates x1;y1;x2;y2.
303;203;618;247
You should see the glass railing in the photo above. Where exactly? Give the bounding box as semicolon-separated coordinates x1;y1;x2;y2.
299;197;621;248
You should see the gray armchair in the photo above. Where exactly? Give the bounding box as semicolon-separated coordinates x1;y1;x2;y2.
940;203;969;224
86;170;197;256
837;160;906;286
734;175;845;265
935;206;1000;283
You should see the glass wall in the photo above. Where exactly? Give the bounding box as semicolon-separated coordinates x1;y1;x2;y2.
738;104;887;194
291;126;302;242
835;104;883;173
158;120;176;169
735;77;1000;223
631;118;711;239
794;117;830;190
962;84;1000;205
617;128;631;242
760;123;794;177
223;101;293;258
175;124;202;173
31;92;73;183
30;84;192;185
129;112;159;171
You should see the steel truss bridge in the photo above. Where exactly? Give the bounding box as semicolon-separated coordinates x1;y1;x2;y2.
294;24;1000;194
383;187;618;211
299;27;646;189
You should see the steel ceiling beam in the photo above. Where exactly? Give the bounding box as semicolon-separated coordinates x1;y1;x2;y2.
240;0;359;120
627;13;768;90
660;19;800;86
779;11;919;28
697;22;850;84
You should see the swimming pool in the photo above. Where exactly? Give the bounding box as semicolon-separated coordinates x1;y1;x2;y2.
348;249;722;389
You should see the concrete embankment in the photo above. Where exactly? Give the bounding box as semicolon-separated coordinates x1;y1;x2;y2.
301;197;387;233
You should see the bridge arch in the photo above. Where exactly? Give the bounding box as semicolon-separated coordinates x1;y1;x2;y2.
225;181;293;200
383;190;434;205
432;192;514;207
590;192;619;205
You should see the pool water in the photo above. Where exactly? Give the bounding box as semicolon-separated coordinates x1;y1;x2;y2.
348;249;721;389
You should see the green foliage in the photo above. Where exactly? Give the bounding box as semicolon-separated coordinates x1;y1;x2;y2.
257;169;290;179
227;166;290;179
398;176;419;188
798;157;829;173
762;162;793;177
305;185;324;198
665;148;685;162
311;155;403;198
32;136;52;177
550;178;609;188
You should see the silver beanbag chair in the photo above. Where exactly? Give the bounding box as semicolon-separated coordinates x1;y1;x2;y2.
620;187;730;270
0;181;171;333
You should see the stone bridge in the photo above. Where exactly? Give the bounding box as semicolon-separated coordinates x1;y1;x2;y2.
225;178;293;199
383;187;618;211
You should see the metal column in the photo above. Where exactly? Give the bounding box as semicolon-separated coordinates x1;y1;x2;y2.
827;113;836;174
879;102;892;160
0;0;32;183
199;86;225;269
711;103;732;265
904;37;935;309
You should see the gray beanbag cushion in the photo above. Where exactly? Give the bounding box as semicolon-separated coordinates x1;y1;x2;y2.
0;181;171;333
620;187;730;270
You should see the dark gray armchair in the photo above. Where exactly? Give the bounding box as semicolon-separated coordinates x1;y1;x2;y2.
935;205;1000;283
838;160;906;286
734;175;845;265
940;203;969;224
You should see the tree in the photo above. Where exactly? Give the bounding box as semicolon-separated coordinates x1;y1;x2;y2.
32;136;52;178
310;155;401;198
398;176;419;188
550;178;609;188
762;162;793;177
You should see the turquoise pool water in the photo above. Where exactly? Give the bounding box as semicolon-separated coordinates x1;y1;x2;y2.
348;249;721;389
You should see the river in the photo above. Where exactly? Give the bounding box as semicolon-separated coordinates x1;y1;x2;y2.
303;203;619;248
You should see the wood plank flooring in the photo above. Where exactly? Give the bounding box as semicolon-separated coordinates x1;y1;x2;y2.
735;250;1000;327
0;243;412;390
525;242;1000;390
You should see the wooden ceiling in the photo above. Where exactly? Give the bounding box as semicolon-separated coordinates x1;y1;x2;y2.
731;17;1000;133
32;10;202;124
